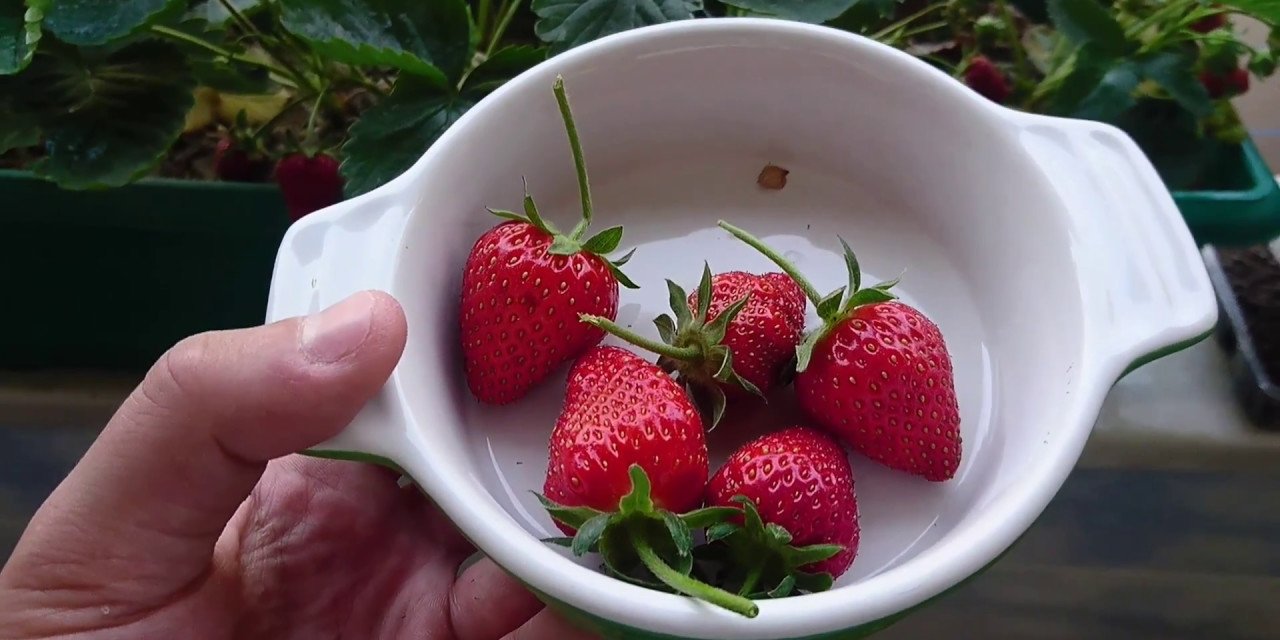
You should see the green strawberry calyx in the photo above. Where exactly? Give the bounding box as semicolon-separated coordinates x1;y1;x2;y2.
486;76;637;289
716;220;901;374
701;496;844;599
534;465;760;618
579;262;762;430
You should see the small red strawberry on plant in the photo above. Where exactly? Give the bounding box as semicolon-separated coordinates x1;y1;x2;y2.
703;426;859;597
718;221;963;482
274;151;344;221
1200;67;1250;99
460;77;638;405
213;136;269;183
963;55;1011;104
1190;6;1228;33
581;263;806;427
536;346;758;618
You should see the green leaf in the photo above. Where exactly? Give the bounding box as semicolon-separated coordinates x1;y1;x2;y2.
785;543;843;566
534;492;607;529
838;236;860;294
542;536;575;547
767;575;796;598
16;40;194;189
548;235;583;255
1;0;46;74
704;295;749;344
1141;50;1213;118
706;522;740;543
278;0;472;86
462;45;547;97
666;279;694;327
45;0;183;46
342;75;474;197
188;51;273;94
661;511;693;557
844;287;897;309
1046;0;1131;57
532;0;701;53
619;465;655;515
1221;0;1280;25
653;314;677;343
721;0;859;23
183;0;261;26
581;225;624;254
572;513;612;556
825;0;898;32
695;262;714;321
793;571;835;593
816;288;845;319
680;506;740;529
1069;59;1142;121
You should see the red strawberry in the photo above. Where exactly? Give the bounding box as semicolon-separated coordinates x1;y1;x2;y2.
212;137;268;182
1201;67;1250;98
719;221;963;482
706;426;860;592
964;55;1011;104
1190;10;1227;33
581;264;806;427
460;77;637;405
537;346;758;618
274;152;344;221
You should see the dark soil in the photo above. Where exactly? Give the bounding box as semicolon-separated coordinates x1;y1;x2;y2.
1218;245;1280;383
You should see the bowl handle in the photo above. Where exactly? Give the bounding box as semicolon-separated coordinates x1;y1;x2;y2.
1015;114;1218;375
265;188;414;466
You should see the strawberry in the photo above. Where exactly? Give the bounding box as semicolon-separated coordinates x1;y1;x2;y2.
1201;67;1250;98
536;346;758;618
460;76;637;405
274;152;344;221
963;55;1011;104
705;426;859;595
1190;9;1227;33
581;263;806;427
719;221;963;482
212;137;269;182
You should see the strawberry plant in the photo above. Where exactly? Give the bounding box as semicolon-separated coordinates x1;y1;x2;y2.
0;0;545;214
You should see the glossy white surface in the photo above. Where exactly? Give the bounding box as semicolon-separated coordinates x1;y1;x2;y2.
266;19;1217;640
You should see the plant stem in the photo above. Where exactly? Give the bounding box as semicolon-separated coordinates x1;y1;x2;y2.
216;0;263;37
478;0;493;37
486;0;523;56
580;315;701;361
252;95;308;138
717;221;823;307
304;83;329;149
631;529;759;618
996;0;1030;79
553;76;594;240
149;25;292;79
1125;0;1196;39
871;3;945;42
738;563;764;597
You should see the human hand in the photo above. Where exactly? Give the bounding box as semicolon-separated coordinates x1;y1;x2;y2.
0;291;594;640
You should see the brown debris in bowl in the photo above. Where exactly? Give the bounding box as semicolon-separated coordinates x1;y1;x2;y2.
757;164;789;190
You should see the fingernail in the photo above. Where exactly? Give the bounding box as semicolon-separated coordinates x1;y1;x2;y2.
301;292;376;364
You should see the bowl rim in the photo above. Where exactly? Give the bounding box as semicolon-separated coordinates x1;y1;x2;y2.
376;17;1142;639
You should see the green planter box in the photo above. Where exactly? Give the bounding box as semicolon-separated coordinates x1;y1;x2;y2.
1170;137;1280;247
0;170;291;371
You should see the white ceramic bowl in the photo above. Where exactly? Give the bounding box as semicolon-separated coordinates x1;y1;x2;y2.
265;18;1217;640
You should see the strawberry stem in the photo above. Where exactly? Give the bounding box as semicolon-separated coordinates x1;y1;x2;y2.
580;314;701;361
717;221;823;307
553;75;594;241
630;529;760;618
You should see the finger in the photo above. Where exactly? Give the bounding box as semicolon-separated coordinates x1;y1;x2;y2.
503;607;600;640
450;557;546;640
0;291;407;608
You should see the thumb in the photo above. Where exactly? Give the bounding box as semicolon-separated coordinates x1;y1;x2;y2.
0;290;407;606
